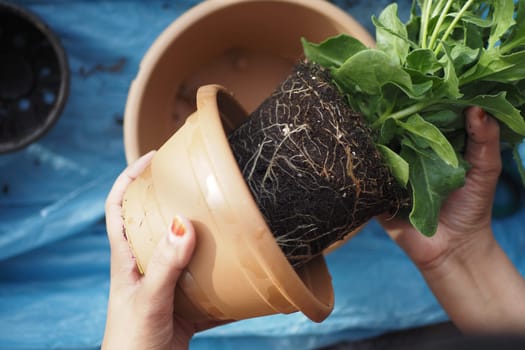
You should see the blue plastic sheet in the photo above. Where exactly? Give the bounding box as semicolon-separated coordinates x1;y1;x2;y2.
1;1;524;349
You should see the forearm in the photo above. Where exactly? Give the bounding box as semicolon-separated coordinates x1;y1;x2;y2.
421;230;525;334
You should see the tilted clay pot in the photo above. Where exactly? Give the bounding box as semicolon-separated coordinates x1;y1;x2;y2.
124;0;374;163
123;85;333;322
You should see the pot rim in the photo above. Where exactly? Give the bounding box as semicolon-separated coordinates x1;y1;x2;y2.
124;0;375;163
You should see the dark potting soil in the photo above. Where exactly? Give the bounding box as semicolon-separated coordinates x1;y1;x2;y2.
228;61;409;268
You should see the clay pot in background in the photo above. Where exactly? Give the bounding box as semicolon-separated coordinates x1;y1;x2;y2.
123;85;334;322
124;0;374;162
0;1;69;153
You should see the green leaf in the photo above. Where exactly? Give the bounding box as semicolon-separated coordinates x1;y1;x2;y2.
373;3;412;62
501;0;525;52
464;22;485;52
398;72;434;98
406;48;440;74
379;117;398;145
450;44;479;74
465;80;525;106
301;35;367;69
334;49;415;96
397;114;459;167
505;81;525;106
406;0;421;43
481;50;525;83
435;43;462;99
488;0;516;49
459;13;493;28
423;109;464;131
401;137;428;157
447;129;467;153
377;144;409;187
452;93;525;135
500;124;525;145
347;92;384;125
461;49;525;84
401;145;467;236
404;67;437;92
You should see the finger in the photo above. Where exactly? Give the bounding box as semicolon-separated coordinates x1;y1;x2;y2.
459;107;502;214
138;215;196;316
105;151;156;284
439;108;501;229
377;214;413;241
464;107;502;189
377;214;449;270
377;214;425;256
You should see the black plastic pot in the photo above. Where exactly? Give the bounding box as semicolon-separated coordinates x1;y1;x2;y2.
0;1;69;153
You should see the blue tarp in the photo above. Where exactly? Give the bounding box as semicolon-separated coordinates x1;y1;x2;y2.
1;1;524;349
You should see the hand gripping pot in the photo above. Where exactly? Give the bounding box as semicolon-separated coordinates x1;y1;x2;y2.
122;85;334;322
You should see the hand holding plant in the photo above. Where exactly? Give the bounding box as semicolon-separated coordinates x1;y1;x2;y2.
227;0;525;267
303;0;525;235
380;107;525;333
380;107;500;270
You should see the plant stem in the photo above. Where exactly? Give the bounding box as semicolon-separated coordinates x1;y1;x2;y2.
428;0;455;50
371;101;433;129
420;0;433;48
434;0;476;55
431;0;447;17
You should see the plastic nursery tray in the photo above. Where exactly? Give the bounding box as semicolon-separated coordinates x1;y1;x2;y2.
0;1;69;153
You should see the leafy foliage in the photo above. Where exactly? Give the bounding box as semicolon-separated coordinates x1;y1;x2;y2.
303;0;525;235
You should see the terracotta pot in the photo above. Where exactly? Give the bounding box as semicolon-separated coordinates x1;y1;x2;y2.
123;0;376;322
123;84;334;322
124;0;374;163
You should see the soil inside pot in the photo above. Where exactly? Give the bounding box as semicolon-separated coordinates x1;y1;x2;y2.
228;61;410;268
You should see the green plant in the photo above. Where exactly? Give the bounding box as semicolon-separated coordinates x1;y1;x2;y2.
302;0;525;235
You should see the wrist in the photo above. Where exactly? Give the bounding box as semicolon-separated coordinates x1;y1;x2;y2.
419;226;496;279
420;228;525;333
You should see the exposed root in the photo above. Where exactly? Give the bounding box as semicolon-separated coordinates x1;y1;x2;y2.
228;61;410;268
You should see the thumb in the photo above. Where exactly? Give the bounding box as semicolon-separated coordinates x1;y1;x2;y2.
464;106;502;195
441;107;502;226
138;215;196;314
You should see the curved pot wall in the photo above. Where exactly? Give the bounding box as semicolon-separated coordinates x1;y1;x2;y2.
123;85;334;322
124;0;374;162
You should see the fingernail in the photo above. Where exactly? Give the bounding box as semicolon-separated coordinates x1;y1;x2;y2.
479;110;488;123
472;106;487;123
168;216;186;243
467;107;487;133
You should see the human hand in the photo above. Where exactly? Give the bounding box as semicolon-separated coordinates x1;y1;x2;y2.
379;107;525;333
379;106;501;272
102;151;221;350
